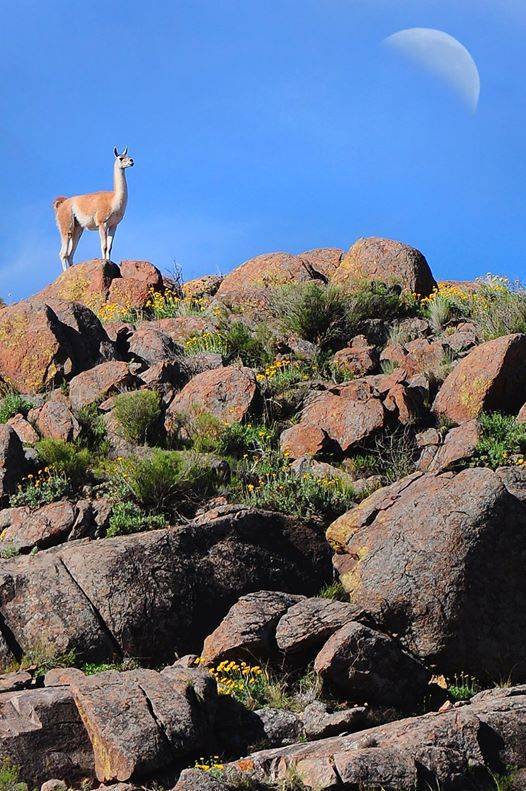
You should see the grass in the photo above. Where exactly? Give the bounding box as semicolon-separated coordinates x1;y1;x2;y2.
447;672;481;702
472;412;526;470
318;580;348;601
112;389;162;445
0;758;28;791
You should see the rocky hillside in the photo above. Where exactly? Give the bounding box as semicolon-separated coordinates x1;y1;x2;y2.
1;238;526;790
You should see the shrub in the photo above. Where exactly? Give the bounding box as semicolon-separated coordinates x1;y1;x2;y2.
184;331;229;357
145;287;208;319
256;359;310;394
0;758;27;791
472;412;526;470
318;580;348;601
76;403;108;453
471;277;526;340
237;459;357;521
112;389;162;445
107;449;217;515
0;391;32;424
370;427;419;483
219;320;270;367
19;645;77;679
106;500;166;537
447;672;481;702
421;284;471;332
9;468;70;508
36;438;91;486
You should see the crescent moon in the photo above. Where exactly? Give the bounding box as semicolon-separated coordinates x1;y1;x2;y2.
384;28;481;113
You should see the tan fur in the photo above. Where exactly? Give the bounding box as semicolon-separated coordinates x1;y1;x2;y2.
52;148;134;271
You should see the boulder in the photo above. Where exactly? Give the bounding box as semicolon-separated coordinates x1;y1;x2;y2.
253;707;303;747
69;666;215;782
288;381;386;456
151;316;212;345
433;334;526;423
183;274;223;299
0;425;28;498
279;424;332;459
300;247;343;280
217;252;319;296
200;590;304;666
36;259;120;312
332;237;437;297
42;299;114;370
119;260;163;287
6;414;38;445
313;621;430;708
0;301;74;393
275;597;363;659
28;400;80;442
332;336;378;378
301;700;367;740
233;685;526;790
127;325;184;365
0;506;331;665
166;366;257;429
107;278;151;310
0;686;94;786
68;361;138;409
327;468;526;679
427;420;480;472
0;499;93;553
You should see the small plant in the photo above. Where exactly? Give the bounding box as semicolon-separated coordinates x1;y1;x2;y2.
112;389;162;445
106;501;166;538
256;359;310;394
82;657;139;675
208;660;289;711
9;468;70;508
97;301;138;324
0;543;20;559
471;277;526;340
0;758;28;791
369;427;418;483
318;580;348;601
19;645;77;679
0;391;32;424
184;331;229;357
145;287;208;319
193;756;226;777
447;672;481;702
472;412;526;470
36;438;91;487
76;403;108;454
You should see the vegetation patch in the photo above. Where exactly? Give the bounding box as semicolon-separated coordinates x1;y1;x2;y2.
113;389;162;445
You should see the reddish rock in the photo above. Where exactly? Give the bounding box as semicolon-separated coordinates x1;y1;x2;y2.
327;468;526;679
232;686;526;791
7;414;39;445
301;700;366;740
0;500;92;552
119;260;163;287
403;337;447;377
36;259;119;312
151;315;212;344
42;298;113;370
433;334;526;423
279;424;331;459
166;366;257;428
201;590;304;666
29;400;80;442
68;361;138;409
0;302;73;393
294;381;386;455
127;325;183;365
275;597;362;658
332;337;378;378
107;278;151;310
217;252;316;295
428;420;480;472
183;274;223;299
332;237;437;297
300;247;343;280
314;621;430;708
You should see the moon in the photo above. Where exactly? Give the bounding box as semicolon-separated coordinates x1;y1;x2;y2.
384;28;480;113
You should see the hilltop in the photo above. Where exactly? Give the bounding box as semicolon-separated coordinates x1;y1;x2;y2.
0;238;526;789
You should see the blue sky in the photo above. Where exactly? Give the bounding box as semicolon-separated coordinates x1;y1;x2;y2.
1;0;525;300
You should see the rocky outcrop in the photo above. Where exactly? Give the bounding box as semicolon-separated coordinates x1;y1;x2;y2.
68;361;138;409
328;467;526;679
0;506;331;666
232;685;526;790
216;252;322;297
166;366;258;428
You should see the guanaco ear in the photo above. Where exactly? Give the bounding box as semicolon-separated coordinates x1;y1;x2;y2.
122;147;128;156
114;147;119;157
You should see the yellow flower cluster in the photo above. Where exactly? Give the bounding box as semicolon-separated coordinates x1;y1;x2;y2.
256;358;288;382
208;659;266;697
145;287;209;318
15;467;53;492
97;301;135;323
420;283;471;308
194;756;225;773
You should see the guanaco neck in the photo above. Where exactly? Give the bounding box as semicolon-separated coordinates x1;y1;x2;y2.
112;162;128;212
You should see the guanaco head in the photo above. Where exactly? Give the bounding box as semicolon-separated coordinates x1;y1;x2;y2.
113;147;134;168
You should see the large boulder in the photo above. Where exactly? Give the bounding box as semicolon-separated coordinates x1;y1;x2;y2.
327;467;526;679
0;506;331;666
216;252;319;296
36;260;120;312
127;325;184;365
0;499;93;553
275;597;363;659
332;237;437;297
313;621;430;708
41;299;114;370
28;399;80;442
166;366;258;428
233;685;526;790
0;301;74;393
433;334;526;423
299;248;343;280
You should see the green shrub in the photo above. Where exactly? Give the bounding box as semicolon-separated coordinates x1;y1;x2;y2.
237;459;356;520
9;469;70;509
19;645;77;679
318;580;348;601
0;757;27;791
76;403;108;453
107;449;217;514
184;331;229;357
0;392;32;424
471;278;526;340
112;389;162;445
220;320;270;367
36;438;91;485
106;500;166;537
447;672;481;702
473;412;526;470
217;422;275;457
82;657;139;675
